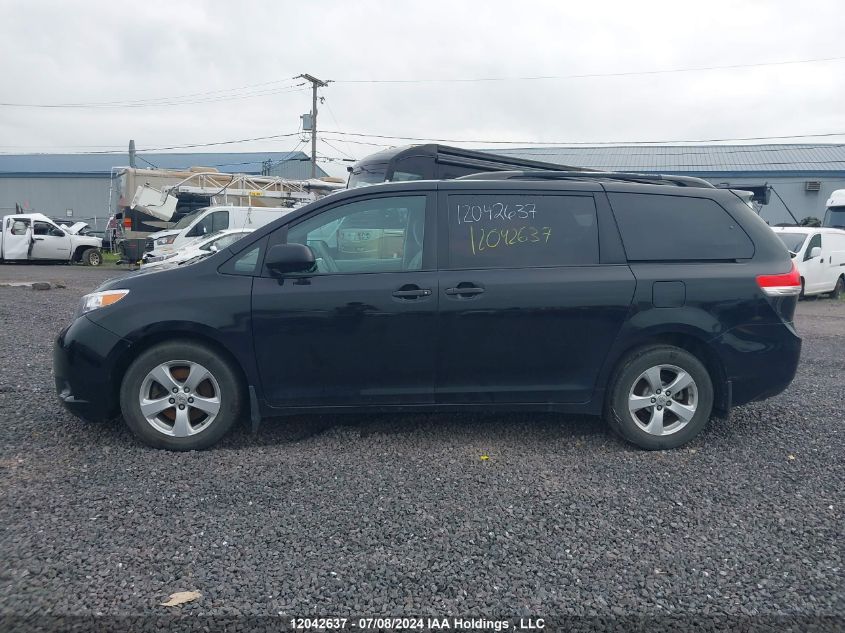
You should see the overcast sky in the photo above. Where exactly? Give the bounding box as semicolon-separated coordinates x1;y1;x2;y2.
1;0;844;176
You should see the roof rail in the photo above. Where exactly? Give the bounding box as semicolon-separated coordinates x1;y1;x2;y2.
456;170;715;188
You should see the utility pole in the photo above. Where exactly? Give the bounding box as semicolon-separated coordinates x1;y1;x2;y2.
297;74;328;178
128;139;136;168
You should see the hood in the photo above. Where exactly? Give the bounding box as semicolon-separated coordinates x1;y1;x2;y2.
60;221;89;234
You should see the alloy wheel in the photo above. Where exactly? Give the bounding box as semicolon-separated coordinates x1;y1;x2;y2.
138;360;221;437
627;364;698;436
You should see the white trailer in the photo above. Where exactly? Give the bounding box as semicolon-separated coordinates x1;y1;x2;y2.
1;212;104;265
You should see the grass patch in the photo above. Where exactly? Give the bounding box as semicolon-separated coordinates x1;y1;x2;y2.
101;250;121;264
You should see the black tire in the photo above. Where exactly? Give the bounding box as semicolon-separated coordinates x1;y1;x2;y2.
119;341;243;450
605;345;714;450
83;248;102;266
829;276;844;300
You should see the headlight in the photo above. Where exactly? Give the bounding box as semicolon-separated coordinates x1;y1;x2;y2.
79;289;129;315
156;235;177;246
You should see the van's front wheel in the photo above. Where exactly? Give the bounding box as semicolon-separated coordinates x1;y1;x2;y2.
119;341;243;450
606;345;714;450
829;276;844;300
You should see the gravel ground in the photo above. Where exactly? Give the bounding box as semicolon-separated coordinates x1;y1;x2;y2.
0;264;842;632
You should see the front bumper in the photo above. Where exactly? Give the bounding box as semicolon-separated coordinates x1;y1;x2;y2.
53;316;131;421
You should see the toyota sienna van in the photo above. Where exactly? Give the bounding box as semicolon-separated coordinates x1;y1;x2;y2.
54;171;802;451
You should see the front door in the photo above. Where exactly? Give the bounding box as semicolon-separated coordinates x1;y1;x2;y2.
2;216;31;260
436;190;635;404
252;192;438;408
802;233;825;293
30;220;72;260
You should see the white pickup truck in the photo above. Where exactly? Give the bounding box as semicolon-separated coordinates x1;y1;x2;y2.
0;212;103;265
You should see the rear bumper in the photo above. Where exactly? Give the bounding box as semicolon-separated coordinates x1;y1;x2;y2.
712;322;802;407
53;316;130;421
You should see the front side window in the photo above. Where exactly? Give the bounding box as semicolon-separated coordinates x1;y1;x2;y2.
211;211;230;232
287;195;427;274
10;218;30;235
389;156;428;182
188;213;217;237
804;234;822;261
446;194;599;270
609;193;754;261
33;221;51;236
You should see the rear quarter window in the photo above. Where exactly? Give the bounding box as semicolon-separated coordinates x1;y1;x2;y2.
608;193;754;261
447;193;599;269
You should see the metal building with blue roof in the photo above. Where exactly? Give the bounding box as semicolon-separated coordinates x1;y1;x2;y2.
493;144;845;224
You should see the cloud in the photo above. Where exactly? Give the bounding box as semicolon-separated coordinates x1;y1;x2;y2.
0;0;843;172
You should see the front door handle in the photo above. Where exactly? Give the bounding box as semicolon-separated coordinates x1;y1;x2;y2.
392;285;432;299
445;284;485;297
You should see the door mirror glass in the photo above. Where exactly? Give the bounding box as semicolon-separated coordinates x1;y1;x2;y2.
809;246;822;258
265;243;315;275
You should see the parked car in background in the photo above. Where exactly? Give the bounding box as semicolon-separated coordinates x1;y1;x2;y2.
144;206;295;261
1;212;103;265
771;226;845;298
141;229;253;271
823;189;845;229
55;171;802;451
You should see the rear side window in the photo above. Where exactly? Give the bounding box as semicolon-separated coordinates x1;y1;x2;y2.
447;194;599;269
609;193;754;261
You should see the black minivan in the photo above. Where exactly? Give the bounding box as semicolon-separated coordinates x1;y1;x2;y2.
54;172;802;451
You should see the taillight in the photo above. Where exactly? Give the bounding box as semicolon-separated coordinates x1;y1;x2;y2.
757;261;801;297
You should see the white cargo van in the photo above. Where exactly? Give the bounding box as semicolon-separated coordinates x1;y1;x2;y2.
771;226;845;298
144;206;294;260
1;213;103;265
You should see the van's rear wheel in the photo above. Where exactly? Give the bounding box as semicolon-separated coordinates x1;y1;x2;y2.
119;341;243;450
83;248;102;266
606;345;714;450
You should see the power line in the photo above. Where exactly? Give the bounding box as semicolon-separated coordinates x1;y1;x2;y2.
0;85;309;109
5;130;845;159
334;55;845;83
0;132;304;155
6;54;845;109
323;130;845;146
320;137;356;160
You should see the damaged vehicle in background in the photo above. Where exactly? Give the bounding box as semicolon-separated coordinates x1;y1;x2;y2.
1;212;103;265
141;229;253;272
143;206;295;263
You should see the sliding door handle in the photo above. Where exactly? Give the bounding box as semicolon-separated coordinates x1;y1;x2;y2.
445;285;485;297
392;287;432;299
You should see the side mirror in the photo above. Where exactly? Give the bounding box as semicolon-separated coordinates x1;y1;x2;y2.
265;243;316;275
810;246;822;258
50;228;65;237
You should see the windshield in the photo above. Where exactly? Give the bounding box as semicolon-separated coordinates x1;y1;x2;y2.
824;207;845;229
173;209;205;230
347;162;388;188
775;232;807;254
